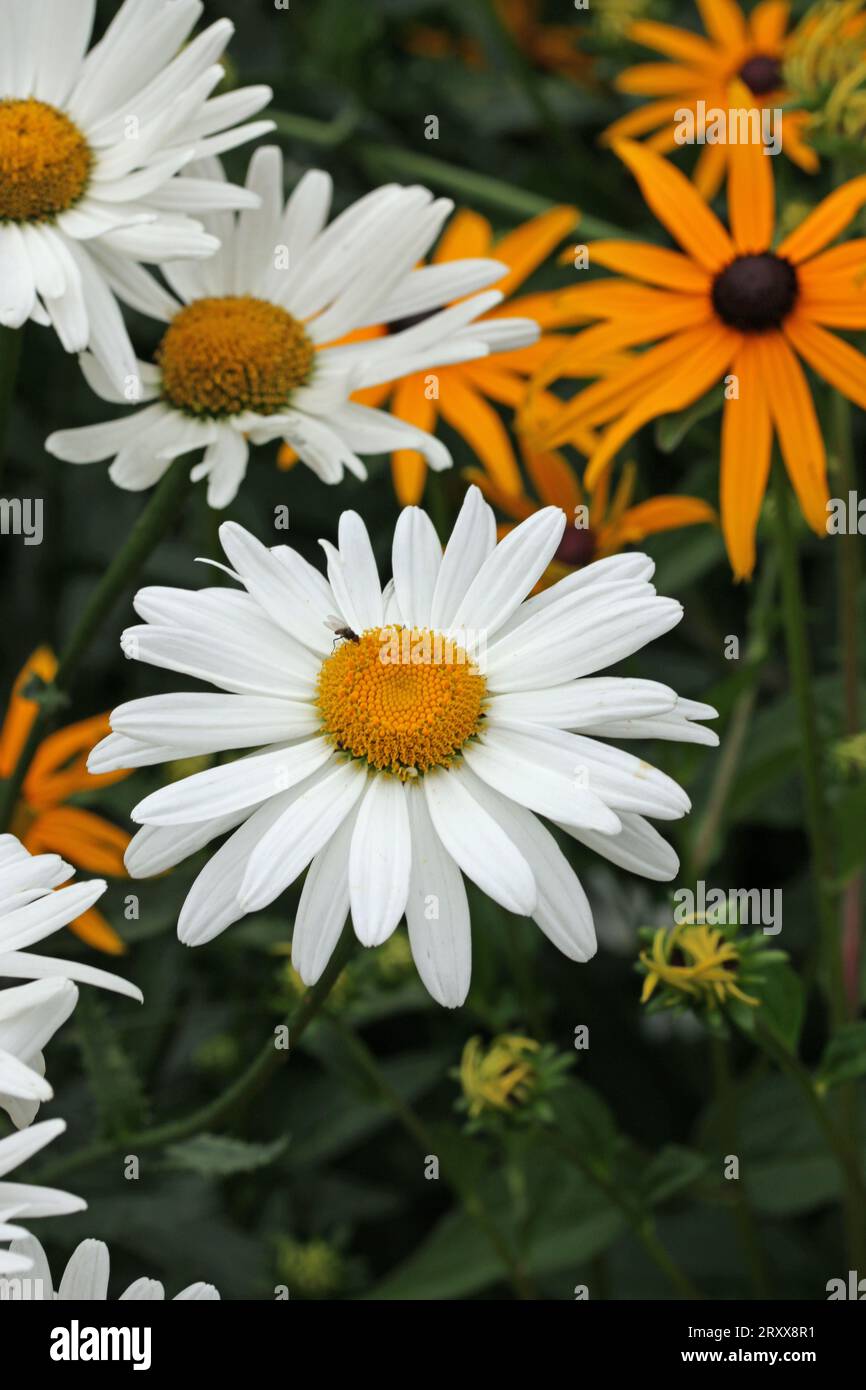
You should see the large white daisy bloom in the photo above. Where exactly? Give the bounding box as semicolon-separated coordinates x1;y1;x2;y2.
91;487;717;1008
0;834;142;1123
2;1235;219;1299
0;0;273;385
0;1119;85;1277
46;145;539;506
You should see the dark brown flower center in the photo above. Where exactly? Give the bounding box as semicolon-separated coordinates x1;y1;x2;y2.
738;54;782;96
555;526;597;568
712;254;798;333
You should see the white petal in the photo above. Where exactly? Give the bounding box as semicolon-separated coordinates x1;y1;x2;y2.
429;485;496;629
58;1240;110;1301
111;692;319;752
349;776;411;947
392;508;442;629
319;511;383;633
557;812;680;882
423;767;536;916
464;725;621;833
132;739;333;826
218;523;333;654
485;678;678;730
291;806;358;986
239;761;367;915
450;506;566;640
405;783;471;1007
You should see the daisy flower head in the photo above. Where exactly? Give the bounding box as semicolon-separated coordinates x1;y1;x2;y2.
0;0;274;386
525;139;866;579
0;1119;85;1277
0;833;142;1001
0;648;132;955
325;204;581;507
90;487;717;1009
47;146;539;508
605;0;818;199
2;1234;219;1299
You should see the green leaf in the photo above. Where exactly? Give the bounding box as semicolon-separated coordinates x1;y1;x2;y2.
816;1023;866;1092
640;1144;709;1206
164;1133;288;1178
654;387;724;453
730;959;804;1053
75;991;149;1139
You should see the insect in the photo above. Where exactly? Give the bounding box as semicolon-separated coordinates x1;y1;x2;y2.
325;614;360;647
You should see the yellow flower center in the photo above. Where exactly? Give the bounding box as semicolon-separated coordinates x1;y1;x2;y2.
0;99;92;222
317;626;487;778
156;297;315;418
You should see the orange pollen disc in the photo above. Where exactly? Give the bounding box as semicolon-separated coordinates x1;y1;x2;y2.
156;296;315;418
0;98;92;222
317;626;487;778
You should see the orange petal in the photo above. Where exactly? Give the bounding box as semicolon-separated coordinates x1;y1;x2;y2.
584;324;738;486
24;805;131;876
783;312;866;413
748;1;790;51
389;373;438;506
754;332;829;534
602;98;688;145
434;208;492;264
586;241;711;293
627;19;721;67
781;110;820;175
25;713;130;808
68;905;127;956
613;140;735;272
617;495;718;542
720;338;772;579
727;129;775;254
437;375;522;494
693;141;729;201
617;64;709;96
522;445;582;513
777;177;866;264
0;647;57;777
492;207;579;298
696;0;749;50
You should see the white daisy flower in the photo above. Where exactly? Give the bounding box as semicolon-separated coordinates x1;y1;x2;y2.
0;833;143;999
0;1119;86;1277
0;977;78;1130
91;487;717;1008
0;834;142;1123
2;1234;219;1299
46;145;539;506
0;0;273;385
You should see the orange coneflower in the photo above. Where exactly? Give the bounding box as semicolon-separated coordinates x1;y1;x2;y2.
467;441;717;590
408;0;593;84
605;0;818;198
280;205;583;506
525;139;866;580
0;649;131;954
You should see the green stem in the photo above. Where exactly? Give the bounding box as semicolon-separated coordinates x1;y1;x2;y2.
329;1018;538;1300
0;457;194;832
553;1136;702;1299
0;324;23;483
34;930;356;1186
688;553;779;881
710;1035;770;1298
771;467;841;1024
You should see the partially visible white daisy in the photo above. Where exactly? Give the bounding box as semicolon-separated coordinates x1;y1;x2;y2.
46;145;539;506
0;0;273;385
0;834;142;1125
0;977;78;1130
0;1119;85;1277
2;1235;219;1299
0;833;142;1001
91;486;717;1008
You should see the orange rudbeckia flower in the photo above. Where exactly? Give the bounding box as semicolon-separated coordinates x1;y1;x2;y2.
605;0;818;198
280;205;582;506
467;442;717;590
525;139;866;580
0;649;131;954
